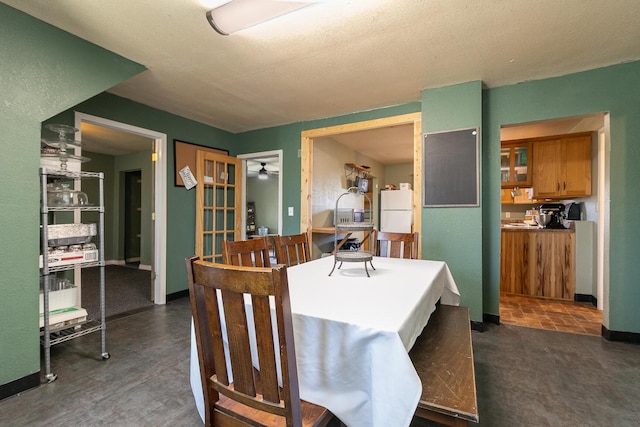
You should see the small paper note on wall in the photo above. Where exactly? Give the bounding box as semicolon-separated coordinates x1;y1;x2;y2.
179;165;198;190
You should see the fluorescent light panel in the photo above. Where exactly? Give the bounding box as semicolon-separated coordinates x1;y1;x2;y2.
207;0;313;35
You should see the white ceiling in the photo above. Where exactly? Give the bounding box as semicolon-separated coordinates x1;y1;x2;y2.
79;123;153;156
318;124;415;165
9;0;639;160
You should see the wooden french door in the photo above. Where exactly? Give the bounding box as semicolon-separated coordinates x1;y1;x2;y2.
195;150;242;263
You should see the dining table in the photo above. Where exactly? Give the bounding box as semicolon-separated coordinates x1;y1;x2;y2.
190;255;460;427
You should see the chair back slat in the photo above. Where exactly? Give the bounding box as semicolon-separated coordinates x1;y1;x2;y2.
203;286;230;385
274;233;311;267
223;237;271;267
251;294;280;403
375;231;419;259
219;289;256;396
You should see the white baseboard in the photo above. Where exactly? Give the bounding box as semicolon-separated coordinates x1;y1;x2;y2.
138;264;152;271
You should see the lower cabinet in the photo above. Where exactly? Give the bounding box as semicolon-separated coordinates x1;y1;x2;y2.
500;230;575;299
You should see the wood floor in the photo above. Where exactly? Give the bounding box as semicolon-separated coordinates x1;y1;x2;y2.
500;293;602;336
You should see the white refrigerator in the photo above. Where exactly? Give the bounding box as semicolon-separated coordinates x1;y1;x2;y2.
380;189;413;233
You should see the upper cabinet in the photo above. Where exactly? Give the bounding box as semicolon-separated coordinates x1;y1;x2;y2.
500;141;531;188
532;133;592;199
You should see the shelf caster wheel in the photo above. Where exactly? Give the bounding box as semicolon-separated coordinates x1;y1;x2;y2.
102;352;110;360
45;373;57;383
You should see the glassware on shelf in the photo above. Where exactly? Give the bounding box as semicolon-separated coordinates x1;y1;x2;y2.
40;152;91;171
41;123;90;171
46;182;90;206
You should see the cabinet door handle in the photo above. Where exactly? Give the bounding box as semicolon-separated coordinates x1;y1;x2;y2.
557;182;560;191
563;182;566;190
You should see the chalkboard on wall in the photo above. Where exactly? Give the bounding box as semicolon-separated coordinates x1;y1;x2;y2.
423;128;479;207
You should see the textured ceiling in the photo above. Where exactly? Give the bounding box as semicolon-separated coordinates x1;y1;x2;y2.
5;0;640;137
79;123;153;156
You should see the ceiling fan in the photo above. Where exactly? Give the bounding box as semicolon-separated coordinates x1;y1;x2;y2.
248;161;279;179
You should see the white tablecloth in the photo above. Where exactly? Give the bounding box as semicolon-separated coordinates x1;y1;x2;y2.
190;255;460;427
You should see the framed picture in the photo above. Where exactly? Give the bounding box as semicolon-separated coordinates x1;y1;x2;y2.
174;140;229;187
423;127;479;207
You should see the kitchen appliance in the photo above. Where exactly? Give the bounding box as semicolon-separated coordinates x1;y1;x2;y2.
538;203;566;229
534;213;553;227
335;208;365;224
355;176;369;193
380;189;413;233
567;202;582;220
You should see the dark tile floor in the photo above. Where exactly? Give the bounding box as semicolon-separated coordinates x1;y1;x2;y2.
2;297;639;427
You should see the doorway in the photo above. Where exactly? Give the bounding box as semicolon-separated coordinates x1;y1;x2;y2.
498;112;610;335
300;113;422;257
124;170;142;266
75;112;167;304
238;150;283;240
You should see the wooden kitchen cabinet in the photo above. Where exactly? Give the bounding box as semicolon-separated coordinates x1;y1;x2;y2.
500;231;532;294
500;229;575;299
501;187;538;205
532;132;592;199
501;189;514;204
536;231;575;299
500;141;531;188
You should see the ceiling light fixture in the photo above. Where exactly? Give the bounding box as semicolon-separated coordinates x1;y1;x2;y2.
206;0;314;35
258;163;269;180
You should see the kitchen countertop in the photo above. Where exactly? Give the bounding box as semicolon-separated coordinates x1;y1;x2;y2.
501;221;575;232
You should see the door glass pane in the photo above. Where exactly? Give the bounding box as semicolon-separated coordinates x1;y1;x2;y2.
215;161;225;184
227;187;235;208
204;159;214;183
227;163;236;185
514;147;528;182
203;234;212;257
215;233;225;262
215;187;224;208
203;209;213;232
215;209;224;231
500;148;511;183
226;210;235;231
204;185;213;207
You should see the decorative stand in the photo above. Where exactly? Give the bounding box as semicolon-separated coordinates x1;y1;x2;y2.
329;187;375;277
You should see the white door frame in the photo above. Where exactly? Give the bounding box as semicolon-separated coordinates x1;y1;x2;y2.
597;116;611;318
75;112;167;304
238;150;283;239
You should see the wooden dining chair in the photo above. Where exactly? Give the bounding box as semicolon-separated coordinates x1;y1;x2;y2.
186;256;336;427
374;230;419;259
274;233;312;267
223;236;271;267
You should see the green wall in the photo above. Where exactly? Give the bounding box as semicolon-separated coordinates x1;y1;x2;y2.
482;61;640;333
0;4;145;389
421;82;484;322
233;103;422;235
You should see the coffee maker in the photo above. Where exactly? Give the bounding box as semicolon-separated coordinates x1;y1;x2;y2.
539;203;567;229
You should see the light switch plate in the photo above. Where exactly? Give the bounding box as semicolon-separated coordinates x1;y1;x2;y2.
288;207;294;216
